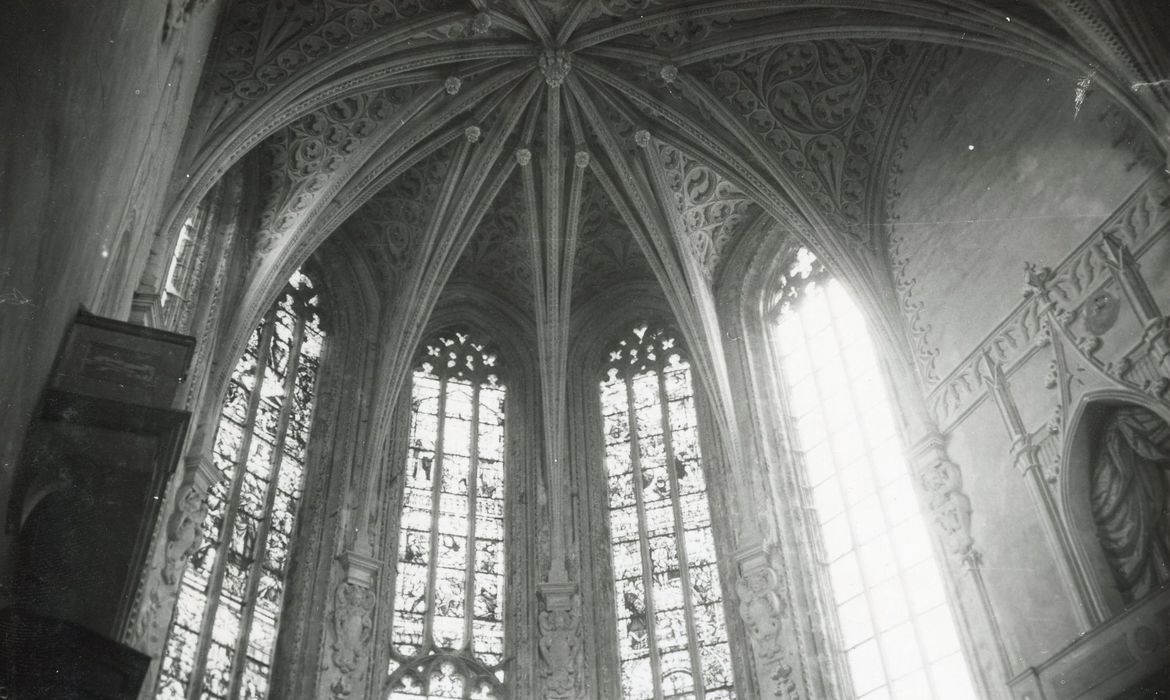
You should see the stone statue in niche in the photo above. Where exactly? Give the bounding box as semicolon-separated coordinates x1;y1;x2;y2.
1090;405;1170;603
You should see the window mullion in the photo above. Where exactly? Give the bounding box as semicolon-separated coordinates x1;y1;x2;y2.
226;310;307;698
625;374;665;700
187;316;276;700
463;382;481;656
423;376;449;653
656;370;705;699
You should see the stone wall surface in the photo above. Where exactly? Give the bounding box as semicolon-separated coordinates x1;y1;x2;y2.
887;48;1168;678
0;0;218;597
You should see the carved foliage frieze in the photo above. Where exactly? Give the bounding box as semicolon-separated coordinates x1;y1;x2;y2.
657;143;754;282
209;0;458;104
572;175;654;300
883;45;960;385
692;40;918;240
924;177;1170;430
256;84;421;255
328;139;456;288
450;175;532;307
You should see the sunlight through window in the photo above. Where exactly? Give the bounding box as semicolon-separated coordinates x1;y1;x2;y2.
771;249;976;700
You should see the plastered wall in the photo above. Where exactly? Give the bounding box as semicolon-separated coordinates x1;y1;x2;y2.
887;48;1168;679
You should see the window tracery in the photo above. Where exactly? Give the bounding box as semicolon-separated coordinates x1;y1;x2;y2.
387;330;507;700
769;248;975;699
600;324;735;699
158;270;324;699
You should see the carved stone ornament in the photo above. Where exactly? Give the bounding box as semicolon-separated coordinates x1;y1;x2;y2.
328;580;376;700
161;481;209;585
734;545;800;699
909;432;977;569
538;583;582;700
539;48;572;88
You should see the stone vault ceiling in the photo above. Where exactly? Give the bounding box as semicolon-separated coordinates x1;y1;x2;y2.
177;0;1055;337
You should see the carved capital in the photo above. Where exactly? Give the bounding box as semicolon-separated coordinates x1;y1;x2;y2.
538;582;582;700
339;549;381;587
129;290;163;328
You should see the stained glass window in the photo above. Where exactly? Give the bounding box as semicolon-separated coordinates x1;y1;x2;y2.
157;270;324;700
600;324;735;700
387;330;507;700
770;247;976;699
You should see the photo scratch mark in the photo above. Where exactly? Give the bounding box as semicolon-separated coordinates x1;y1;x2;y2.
1074;69;1096;119
1131;78;1170;91
0;288;34;306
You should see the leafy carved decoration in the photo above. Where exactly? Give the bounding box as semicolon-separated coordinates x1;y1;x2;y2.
255;85;421;256
449;172;533;311
691;40;920;241
572;174;654;302
208;0;462;105
883;44;959;386
657;143;756;282
330;142;457;289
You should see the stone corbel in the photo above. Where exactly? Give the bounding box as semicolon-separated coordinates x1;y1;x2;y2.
160;451;220;585
537;581;582;700
733;542;800;700
908;433;976;568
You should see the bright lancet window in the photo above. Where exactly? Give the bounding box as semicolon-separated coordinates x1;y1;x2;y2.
770;248;975;699
387;330;507;700
158;270;324;700
161;215;196;310
600;324;735;700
